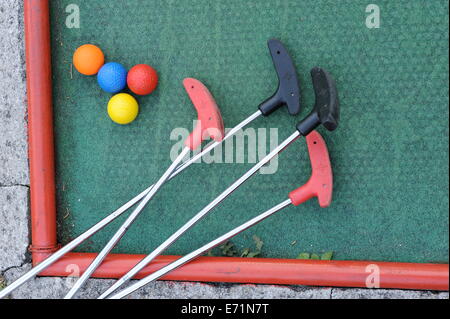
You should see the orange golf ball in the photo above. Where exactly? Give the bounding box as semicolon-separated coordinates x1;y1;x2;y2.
73;44;105;75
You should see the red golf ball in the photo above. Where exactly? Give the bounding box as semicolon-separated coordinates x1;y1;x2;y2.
127;64;158;95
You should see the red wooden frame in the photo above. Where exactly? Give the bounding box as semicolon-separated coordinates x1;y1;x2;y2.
24;0;449;291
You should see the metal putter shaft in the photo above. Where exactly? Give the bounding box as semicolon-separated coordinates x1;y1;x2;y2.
0;110;257;300
109;130;333;299
99;67;340;299
65;39;302;299
99;131;300;298
64;78;226;299
0;38;301;299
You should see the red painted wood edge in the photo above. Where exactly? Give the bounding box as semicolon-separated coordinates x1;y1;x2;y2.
25;0;449;292
25;0;59;258
38;253;449;291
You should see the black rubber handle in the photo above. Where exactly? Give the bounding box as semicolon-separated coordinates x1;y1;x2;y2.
296;67;340;136
258;39;301;116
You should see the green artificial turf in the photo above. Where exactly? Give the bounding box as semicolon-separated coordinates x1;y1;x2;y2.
50;0;449;263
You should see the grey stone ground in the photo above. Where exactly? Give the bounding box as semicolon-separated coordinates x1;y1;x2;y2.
0;0;448;299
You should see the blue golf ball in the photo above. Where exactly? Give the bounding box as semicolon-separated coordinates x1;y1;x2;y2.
97;62;127;93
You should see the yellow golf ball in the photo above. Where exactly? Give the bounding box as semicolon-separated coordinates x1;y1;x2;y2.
107;93;139;125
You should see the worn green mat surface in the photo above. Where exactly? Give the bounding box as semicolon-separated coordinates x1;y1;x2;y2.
50;0;449;263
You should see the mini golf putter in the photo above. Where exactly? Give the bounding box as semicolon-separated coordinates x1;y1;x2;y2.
183;78;225;150
63;78;225;299
259;38;301;116
288;130;333;207
0;39;302;299
109;130;333;299
99;66;339;299
296;67;339;136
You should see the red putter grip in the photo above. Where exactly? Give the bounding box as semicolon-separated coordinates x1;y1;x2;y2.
183;78;225;150
289;131;333;208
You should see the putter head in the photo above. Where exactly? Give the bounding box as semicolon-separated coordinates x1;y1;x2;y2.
288;130;333;208
183;78;225;150
258;39;301;116
296;67;340;136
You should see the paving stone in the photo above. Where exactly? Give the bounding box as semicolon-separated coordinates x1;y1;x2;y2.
0;0;28;186
0;186;29;272
331;288;449;299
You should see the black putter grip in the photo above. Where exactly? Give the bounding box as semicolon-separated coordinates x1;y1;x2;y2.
258;39;301;116
297;67;340;136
